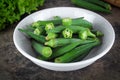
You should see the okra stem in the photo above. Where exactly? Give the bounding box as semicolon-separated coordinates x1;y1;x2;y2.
79;30;88;40
45;33;57;40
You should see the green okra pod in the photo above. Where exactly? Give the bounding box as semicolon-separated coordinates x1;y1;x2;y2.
72;18;92;29
71;0;111;13
32;40;52;58
45;38;80;48
84;0;111;10
35;17;85;26
51;39;96;58
55;39;100;63
47;25;65;33
18;28;46;43
72;49;90;62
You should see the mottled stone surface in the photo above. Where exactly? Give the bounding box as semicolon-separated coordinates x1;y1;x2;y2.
0;0;120;80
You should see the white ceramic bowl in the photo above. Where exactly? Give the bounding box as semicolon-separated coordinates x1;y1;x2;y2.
13;7;115;71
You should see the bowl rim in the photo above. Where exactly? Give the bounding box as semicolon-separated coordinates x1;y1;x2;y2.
13;7;115;67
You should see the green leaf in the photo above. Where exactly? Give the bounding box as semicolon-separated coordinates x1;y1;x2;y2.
0;0;45;31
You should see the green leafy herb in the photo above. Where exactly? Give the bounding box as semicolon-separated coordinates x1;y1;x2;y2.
0;0;44;30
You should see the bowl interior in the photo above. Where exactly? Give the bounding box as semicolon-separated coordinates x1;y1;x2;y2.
14;7;115;63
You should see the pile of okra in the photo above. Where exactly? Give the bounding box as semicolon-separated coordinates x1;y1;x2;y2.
19;16;103;63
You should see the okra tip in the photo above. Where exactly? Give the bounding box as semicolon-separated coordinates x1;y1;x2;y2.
106;4;112;10
54;58;61;63
18;28;23;31
96;31;104;37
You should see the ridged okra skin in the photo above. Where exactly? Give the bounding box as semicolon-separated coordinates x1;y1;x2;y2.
84;0;111;10
71;0;111;13
51;39;96;58
45;38;80;48
32;40;52;58
18;29;46;43
55;39;100;63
